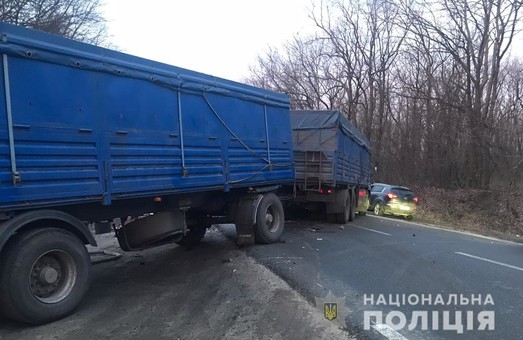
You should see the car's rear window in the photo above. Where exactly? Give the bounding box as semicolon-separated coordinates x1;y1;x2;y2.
372;184;385;192
391;188;414;197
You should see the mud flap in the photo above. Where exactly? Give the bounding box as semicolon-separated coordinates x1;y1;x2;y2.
356;188;370;212
234;194;263;245
325;189;349;214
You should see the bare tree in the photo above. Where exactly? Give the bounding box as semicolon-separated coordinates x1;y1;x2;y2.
248;36;348;111
0;0;107;45
312;0;406;180
405;0;523;188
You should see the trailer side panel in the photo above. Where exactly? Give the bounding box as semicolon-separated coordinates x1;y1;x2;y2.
0;23;294;211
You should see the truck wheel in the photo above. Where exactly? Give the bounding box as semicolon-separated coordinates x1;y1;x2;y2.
175;225;207;246
254;193;284;244
348;189;356;222
336;191;350;224
374;202;384;216
0;228;91;324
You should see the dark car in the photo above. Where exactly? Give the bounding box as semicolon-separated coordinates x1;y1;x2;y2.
369;183;419;219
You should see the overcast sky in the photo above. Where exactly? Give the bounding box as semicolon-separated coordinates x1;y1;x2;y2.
102;0;316;82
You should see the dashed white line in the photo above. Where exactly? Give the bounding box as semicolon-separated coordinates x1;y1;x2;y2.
455;252;523;272
367;214;523;246
372;324;409;340
352;225;392;236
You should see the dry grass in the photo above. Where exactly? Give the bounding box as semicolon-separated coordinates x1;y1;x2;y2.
410;186;523;241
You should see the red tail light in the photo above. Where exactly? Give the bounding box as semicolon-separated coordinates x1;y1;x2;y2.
386;193;398;200
359;190;367;197
413;197;419;204
319;189;333;194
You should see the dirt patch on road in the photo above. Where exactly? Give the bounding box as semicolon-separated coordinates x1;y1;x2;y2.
0;229;351;340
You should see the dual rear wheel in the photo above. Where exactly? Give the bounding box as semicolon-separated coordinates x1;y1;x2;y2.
336;189;356;224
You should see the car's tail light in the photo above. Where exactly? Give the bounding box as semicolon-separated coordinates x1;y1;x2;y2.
319;189;333;194
359;189;367;197
413;197;419;204
386;193;398;200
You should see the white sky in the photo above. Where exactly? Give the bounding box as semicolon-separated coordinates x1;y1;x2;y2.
102;0;317;82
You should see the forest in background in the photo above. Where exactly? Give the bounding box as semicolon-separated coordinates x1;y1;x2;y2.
248;0;523;191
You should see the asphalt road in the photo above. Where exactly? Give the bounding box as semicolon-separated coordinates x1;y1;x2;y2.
232;213;523;340
1;214;521;340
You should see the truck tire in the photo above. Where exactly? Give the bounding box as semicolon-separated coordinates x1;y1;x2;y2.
0;228;91;324
336;191;350;224
254;193;285;244
348;189;356;222
175;225;207;246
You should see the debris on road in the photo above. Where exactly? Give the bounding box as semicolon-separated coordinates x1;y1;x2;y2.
89;250;122;265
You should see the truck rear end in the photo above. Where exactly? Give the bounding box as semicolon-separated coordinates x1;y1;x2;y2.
290;110;371;223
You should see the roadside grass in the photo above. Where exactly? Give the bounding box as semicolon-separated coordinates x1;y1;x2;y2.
410;187;523;242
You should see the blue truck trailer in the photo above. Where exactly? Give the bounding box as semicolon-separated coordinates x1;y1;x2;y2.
0;23;295;324
289;110;371;223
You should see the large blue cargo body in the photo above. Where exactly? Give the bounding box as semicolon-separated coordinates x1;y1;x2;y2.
0;23;294;211
291;110;371;190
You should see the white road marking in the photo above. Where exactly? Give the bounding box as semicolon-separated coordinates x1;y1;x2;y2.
455;252;523;272
352;225;391;236
372;324;409;340
367;214;523;246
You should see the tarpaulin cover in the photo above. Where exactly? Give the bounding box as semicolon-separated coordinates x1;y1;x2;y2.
290;110;371;151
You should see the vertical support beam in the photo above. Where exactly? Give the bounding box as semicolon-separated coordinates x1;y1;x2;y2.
102;160;112;205
2;54;20;185
177;91;187;176
263;105;271;168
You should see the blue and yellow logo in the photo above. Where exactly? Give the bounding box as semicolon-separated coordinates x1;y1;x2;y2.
324;302;337;321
